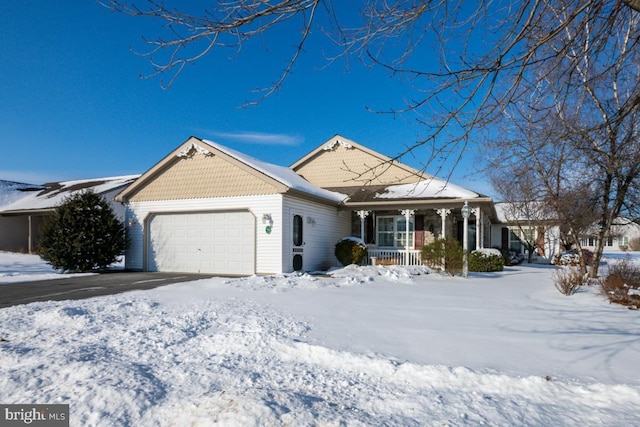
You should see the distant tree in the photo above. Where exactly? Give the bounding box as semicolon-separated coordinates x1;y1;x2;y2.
39;191;126;272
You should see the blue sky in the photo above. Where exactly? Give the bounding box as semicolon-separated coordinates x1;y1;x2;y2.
0;1;491;195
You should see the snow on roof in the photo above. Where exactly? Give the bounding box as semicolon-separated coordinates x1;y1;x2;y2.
494;201;555;223
0;175;140;212
375;178;479;200
201;139;347;203
0;180;45;208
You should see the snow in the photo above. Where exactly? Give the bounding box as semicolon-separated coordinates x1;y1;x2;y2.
1;253;639;426
0;180;43;207
0;252;96;284
377;178;480;200
473;248;503;257
0;175;140;212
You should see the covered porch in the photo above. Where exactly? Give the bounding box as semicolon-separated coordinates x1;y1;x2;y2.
348;202;495;266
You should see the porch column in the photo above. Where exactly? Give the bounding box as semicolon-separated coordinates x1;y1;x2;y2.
28;215;33;254
356;210;370;241
472;207;481;249
435;208;451;239
400;209;415;266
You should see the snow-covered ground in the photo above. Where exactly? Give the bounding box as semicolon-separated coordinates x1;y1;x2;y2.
1;252;639;426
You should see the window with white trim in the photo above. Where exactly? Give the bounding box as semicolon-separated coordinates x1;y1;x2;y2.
376;216;414;248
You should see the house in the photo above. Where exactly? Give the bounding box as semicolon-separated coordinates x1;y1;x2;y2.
0;175;139;253
491;202;561;263
579;217;640;252
116;135;496;275
291;135;496;265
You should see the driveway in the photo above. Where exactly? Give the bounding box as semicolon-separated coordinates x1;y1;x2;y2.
0;271;215;308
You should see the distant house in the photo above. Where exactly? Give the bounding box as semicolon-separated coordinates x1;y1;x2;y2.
491;202;561;263
0;176;138;253
579;217;640;252
116;135;497;275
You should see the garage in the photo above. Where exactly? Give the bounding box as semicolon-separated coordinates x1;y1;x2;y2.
146;211;255;275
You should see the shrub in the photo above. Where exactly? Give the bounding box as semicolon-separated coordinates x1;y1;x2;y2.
599;258;640;307
420;238;463;276
552;267;584;296
335;237;368;266
468;249;505;272
39;191;127;272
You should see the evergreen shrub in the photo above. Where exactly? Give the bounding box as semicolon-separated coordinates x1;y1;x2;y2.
468;250;505;272
335;237;368;266
39;191;127;272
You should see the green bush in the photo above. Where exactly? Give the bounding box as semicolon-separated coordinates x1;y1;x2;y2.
420;238;463;276
39;191;127;272
468;250;505;272
335;238;368;266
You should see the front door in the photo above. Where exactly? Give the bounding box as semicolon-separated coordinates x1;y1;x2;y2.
292;213;304;271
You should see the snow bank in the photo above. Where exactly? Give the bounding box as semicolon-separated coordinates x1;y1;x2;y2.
1;252;639;426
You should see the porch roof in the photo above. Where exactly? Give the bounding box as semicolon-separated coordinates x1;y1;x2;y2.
328;178;493;209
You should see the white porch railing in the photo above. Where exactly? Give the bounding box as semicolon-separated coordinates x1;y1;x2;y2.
367;248;423;266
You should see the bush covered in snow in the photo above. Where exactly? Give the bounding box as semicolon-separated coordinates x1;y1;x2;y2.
551;249;593;267
39;191;126;272
334;237;368;266
420;238;463;276
469;249;505;272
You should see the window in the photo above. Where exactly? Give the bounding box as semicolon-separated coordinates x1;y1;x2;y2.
619;236;629;247
376;216;414;248
293;215;303;246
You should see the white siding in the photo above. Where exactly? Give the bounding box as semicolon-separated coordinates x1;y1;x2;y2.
124;195;284;274
282;196;350;272
101;188;126;222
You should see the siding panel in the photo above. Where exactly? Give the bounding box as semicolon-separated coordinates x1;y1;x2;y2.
282;195;350;272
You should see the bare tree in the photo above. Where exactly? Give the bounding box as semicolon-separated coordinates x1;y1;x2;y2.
101;1;640;175
488;5;640;277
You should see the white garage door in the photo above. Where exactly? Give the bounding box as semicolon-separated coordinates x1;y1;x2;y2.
147;211;255;275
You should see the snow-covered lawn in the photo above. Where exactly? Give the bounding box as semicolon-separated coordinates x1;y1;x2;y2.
1;253;639;426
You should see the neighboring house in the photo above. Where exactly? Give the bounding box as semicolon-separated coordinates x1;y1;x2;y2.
579;217;640;252
0;176;139;253
491;202;561;263
116;135;496;275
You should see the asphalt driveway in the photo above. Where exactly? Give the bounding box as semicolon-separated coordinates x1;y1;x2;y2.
0;271;215;308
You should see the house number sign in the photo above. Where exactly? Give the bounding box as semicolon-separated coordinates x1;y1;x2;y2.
265;225;272;234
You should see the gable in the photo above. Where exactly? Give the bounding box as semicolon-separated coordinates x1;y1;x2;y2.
126;147;281;202
292;135;426;188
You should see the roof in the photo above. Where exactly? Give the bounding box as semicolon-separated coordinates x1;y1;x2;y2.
116;137;347;204
0;175;140;214
0;180;46;208
494;202;556;223
201;138;348;203
376;179;480;200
